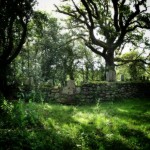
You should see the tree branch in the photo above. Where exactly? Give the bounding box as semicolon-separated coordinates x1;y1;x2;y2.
7;17;28;64
85;42;104;57
115;57;150;66
112;0;120;32
80;0;94;28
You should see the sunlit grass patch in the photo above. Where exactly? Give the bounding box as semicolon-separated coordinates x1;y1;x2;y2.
0;98;150;149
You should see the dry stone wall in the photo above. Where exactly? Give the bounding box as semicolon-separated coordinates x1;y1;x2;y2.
81;82;150;102
44;82;150;103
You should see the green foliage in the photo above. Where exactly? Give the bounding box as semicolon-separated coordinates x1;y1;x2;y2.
0;99;150;149
117;51;146;81
0;100;42;129
11;11;105;90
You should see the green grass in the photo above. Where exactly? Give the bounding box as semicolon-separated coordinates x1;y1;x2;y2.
0;99;150;150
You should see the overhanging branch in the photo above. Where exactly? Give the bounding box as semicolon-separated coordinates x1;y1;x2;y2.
115;57;150;66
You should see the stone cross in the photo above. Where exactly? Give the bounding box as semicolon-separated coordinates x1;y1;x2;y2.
62;80;76;95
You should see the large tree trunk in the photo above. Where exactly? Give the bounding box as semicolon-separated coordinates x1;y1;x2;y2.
105;52;116;82
0;62;15;99
0;64;8;97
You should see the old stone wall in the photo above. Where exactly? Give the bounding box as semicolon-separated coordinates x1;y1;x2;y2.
43;82;150;103
81;82;150;102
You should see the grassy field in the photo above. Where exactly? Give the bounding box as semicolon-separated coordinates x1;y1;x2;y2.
0;99;150;150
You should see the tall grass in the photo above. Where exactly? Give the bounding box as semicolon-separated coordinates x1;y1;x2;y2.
0;99;150;149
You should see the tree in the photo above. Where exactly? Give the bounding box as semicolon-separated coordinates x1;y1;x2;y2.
56;0;150;81
117;51;146;80
40;31;84;85
0;0;36;97
12;11;106;91
18;12;85;87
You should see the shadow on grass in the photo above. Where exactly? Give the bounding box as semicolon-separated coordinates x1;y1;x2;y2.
0;103;79;150
0;129;77;150
0;99;150;150
119;127;150;150
77;123;131;150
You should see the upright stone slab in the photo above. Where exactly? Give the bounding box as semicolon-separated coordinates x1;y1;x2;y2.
121;74;124;81
106;70;116;82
